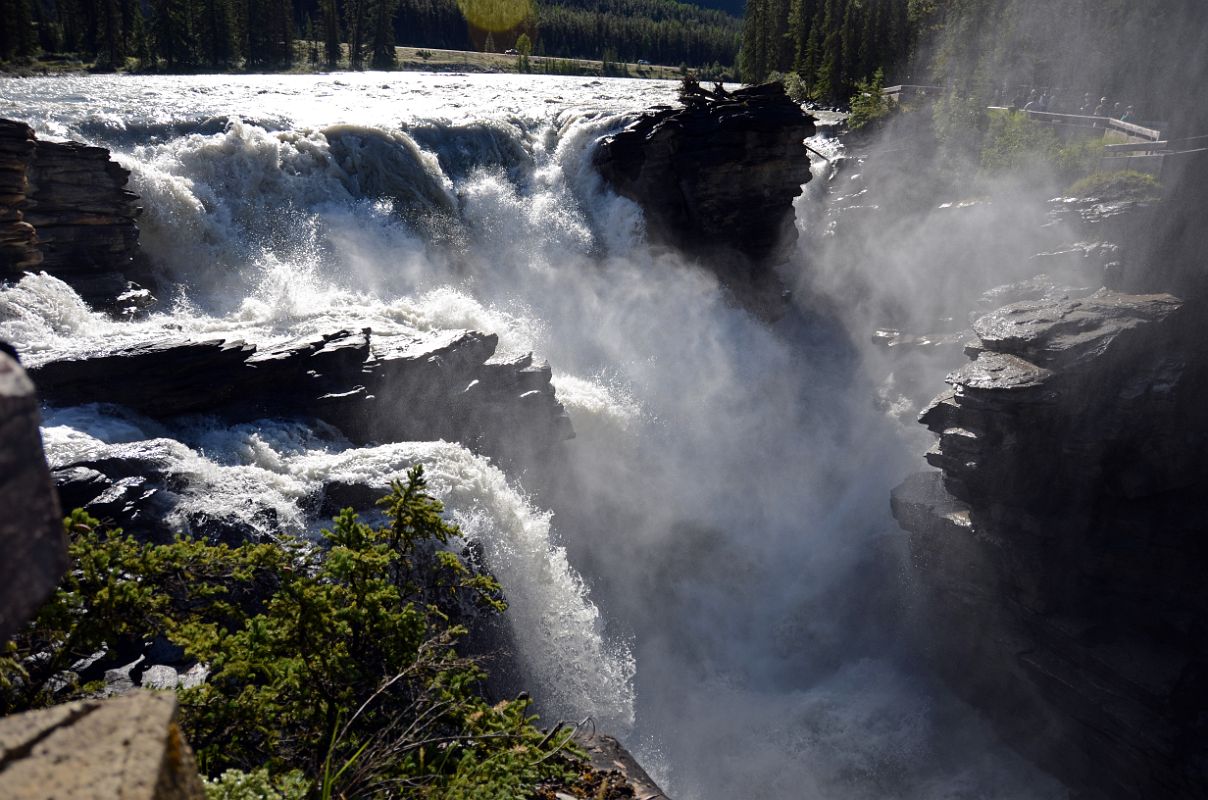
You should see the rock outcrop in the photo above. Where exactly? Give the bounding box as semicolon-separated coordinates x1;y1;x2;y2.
0;690;205;800
575;731;671;799
0;119;146;311
594;83;815;292
0;347;68;642
30;327;572;472
0;120;42;274
892;287;1208;798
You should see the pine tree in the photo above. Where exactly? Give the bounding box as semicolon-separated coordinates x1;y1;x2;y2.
131;2;152;66
345;0;366;68
98;0;124;67
1;0;39;60
738;0;763;82
321;0;340;67
368;0;396;67
197;0;235;67
153;0;197;68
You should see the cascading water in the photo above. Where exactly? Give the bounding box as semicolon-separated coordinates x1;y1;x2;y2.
1;73;1064;798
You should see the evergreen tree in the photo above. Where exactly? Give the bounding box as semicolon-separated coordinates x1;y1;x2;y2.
345;0;367;68
0;0;38;60
368;0;397;67
320;0;340;66
197;0;236;67
153;0;197;68
130;2;152;66
97;0;124;66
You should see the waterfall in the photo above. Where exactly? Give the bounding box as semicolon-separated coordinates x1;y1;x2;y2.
0;72;1066;799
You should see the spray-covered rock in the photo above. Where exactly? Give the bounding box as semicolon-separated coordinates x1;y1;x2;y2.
892;286;1208;798
0;119;148;314
593;83;815;290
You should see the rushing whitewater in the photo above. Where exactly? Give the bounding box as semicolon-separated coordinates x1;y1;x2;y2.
1;73;1064;798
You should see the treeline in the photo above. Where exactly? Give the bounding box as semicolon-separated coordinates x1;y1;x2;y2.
738;0;913;101
0;0;739;70
738;0;1208;120
536;0;738;67
916;0;1208;132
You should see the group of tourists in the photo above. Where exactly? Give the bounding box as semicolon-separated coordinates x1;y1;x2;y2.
998;87;1136;122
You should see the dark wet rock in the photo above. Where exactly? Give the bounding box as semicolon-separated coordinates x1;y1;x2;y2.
33;338;258;416
892;285;1208;798
0;120;146;310
0;119;42;275
975;273;1096;312
52;465;113;511
0;345;68;641
319;480;383;518
1139;149;1208;299
52;452;180;542
594;83;815;289
32;328;572;472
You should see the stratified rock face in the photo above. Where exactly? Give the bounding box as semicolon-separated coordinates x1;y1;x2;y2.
594;83;815;274
0;120;42;274
0;348;67;642
0;690;205;800
0;119;143;309
29;328;573;471
24;138;143;303
892;289;1208;798
1140;149;1208;300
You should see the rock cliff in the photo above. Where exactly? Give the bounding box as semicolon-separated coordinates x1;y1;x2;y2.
0;119;145;311
594;83;815;297
892;152;1208;798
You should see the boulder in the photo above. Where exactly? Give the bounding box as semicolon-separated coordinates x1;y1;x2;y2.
0;690;205;800
594;83;815;290
0;347;67;642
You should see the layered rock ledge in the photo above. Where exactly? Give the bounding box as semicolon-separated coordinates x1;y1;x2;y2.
594;83;815;293
892;287;1208;798
31;327;572;473
0;119;145;311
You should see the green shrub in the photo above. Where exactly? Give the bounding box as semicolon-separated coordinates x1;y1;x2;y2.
766;70;809;103
979;110;1107;183
1068;169;1161;201
2;467;586;799
847;69;891;130
205;769;309;800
